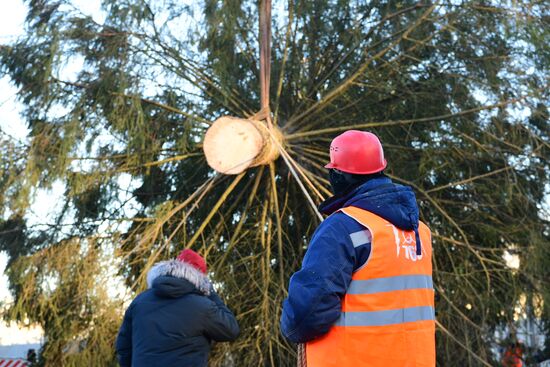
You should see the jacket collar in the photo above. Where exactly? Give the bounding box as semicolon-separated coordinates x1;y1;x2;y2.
318;176;423;256
319;176;393;215
147;260;211;295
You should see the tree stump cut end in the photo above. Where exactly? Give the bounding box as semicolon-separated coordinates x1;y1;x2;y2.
203;116;282;175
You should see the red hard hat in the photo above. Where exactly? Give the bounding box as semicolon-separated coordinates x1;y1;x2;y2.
324;130;387;174
177;249;207;274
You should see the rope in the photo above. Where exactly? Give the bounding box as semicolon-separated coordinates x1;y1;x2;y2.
297;343;307;367
259;0;272;128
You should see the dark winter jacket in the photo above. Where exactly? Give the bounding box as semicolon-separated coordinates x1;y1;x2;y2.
280;176;423;343
115;260;240;367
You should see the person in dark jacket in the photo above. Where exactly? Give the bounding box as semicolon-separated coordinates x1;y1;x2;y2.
115;249;240;367
280;130;435;366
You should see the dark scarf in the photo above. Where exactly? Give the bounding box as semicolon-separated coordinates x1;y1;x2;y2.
328;169;386;196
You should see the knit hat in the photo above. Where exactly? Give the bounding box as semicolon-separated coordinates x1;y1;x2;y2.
176;249;207;274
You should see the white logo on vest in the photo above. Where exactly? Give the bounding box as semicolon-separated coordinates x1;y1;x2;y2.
386;224;423;262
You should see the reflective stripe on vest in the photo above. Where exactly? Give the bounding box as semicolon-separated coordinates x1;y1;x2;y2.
306;206;436;367
347;274;433;294
337;274;435;327
335;305;435;327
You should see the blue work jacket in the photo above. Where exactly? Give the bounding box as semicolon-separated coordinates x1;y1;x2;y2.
280;176;423;343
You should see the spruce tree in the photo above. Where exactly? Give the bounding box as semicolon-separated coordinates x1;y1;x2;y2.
0;1;548;366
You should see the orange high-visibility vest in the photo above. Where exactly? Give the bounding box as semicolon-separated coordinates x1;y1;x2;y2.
306;206;436;367
502;346;523;367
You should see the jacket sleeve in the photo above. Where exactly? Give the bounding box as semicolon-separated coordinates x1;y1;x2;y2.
115;305;133;367
203;290;240;342
280;214;356;343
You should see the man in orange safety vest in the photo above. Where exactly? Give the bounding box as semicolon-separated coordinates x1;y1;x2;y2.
502;340;525;367
281;130;436;366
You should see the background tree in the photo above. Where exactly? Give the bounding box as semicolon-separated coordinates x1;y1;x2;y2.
0;1;548;366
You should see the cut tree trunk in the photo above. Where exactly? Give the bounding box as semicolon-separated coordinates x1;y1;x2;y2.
203;116;283;174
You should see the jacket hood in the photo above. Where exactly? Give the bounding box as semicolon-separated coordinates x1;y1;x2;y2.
319;176;423;254
147;260;211;298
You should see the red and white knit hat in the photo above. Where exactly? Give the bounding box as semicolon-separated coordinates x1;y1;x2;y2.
176;249;207;274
